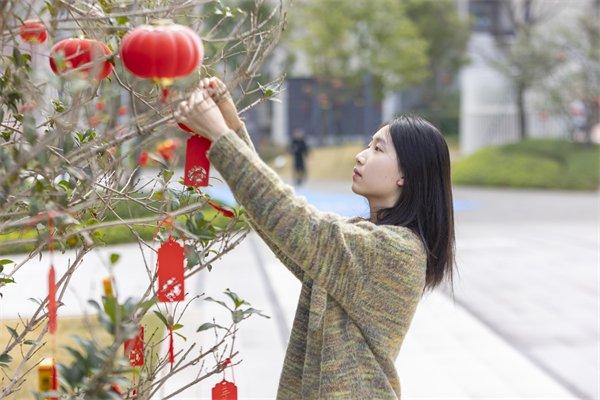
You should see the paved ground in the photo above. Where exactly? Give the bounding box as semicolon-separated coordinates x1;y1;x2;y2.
1;171;597;399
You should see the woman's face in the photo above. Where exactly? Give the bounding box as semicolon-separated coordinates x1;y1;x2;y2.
351;125;404;202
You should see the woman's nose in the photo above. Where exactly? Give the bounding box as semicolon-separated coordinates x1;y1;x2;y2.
355;151;365;165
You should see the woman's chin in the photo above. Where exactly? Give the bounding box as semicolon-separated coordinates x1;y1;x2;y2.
350;181;361;194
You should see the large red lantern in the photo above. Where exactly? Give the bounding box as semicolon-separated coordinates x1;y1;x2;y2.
20;19;47;44
49;38;113;81
119;19;203;101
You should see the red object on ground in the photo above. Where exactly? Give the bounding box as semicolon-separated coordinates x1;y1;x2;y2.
123;325;144;366
49;38;113;81
20;20;47;44
157;236;185;302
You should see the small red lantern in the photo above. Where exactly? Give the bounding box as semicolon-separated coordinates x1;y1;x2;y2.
119;19;203;101
49;38;113;81
117;105;128;116
20;19;47;44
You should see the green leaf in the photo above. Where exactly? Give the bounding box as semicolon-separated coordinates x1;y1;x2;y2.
153;311;169;328
0;259;14;266
185;245;200;269
115;16;129;25
52;99;65;113
0;277;15;284
171;323;184;331
196;322;227;332
174;331;187;341
161;169;174;183
204;296;232;311
6;326;18;339
242;307;271;319
0;352;12;364
231;309;244;323
109;253;120;265
224;288;249;309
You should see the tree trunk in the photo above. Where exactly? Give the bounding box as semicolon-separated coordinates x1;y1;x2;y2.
584;98;599;146
516;83;527;140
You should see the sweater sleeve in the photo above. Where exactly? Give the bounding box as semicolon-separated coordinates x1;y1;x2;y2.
207;128;425;317
229;122;305;282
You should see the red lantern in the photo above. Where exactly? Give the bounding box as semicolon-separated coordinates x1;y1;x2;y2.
119;19;203;101
20;19;47;44
49;38;113;81
117;105;128;116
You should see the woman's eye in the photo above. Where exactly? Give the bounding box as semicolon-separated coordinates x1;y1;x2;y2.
375;146;382;152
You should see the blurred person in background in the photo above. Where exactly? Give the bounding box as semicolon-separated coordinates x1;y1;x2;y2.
289;127;309;186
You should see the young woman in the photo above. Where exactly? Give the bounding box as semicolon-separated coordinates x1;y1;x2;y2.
175;78;456;400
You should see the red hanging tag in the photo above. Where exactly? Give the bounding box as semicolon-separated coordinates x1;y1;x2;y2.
48;265;57;334
168;327;175;365
157;236;185;302
184;135;212;187
212;379;237;400
124;325;144;366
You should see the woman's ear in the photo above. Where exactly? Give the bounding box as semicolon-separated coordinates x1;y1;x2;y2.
397;176;404;187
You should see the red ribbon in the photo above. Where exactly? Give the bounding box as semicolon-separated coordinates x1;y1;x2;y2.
207;200;234;219
168;327;175;365
48;215;57;335
48;264;57;334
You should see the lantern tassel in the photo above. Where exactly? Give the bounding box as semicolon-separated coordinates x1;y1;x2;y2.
48;264;57;334
168;327;175;364
161;87;170;103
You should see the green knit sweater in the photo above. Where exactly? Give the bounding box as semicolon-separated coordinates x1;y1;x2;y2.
206;123;427;399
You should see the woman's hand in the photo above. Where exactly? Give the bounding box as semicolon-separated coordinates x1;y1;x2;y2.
174;88;230;141
198;77;243;132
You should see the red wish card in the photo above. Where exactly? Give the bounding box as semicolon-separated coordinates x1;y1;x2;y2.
184;135;212;187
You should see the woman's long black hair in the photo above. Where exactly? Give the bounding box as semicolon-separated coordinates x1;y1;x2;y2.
373;115;457;296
